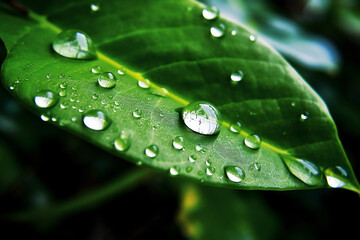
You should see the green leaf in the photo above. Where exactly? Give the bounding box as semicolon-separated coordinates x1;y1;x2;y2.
0;0;359;192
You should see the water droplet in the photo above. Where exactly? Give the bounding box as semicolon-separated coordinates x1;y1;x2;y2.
210;23;226;38
92;94;99;100
189;155;197;163
186;167;193;173
202;6;219;20
170;166;180;176
90;3;100;12
182;101;222;135
229;122;242;133
224;166;245;183
60;102;69;109
300;112;309;121
230;70;244;84
206;166;215;176
114;130;131;152
34;90;59;108
145;144;159;158
9;86;15;91
249;162;261;171
172;136;184;150
117;70;125;75
324;166;348;188
98;72;117;89
59;90;67;97
282;156;322;186
132;109;142;119
249;34;256;42
138;79;150;89
52;30;96;59
244;134;261;150
40;114;50;122
231;30;237;36
91;66;102;73
82;110;111;131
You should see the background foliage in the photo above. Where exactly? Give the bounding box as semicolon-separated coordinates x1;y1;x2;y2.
0;0;359;239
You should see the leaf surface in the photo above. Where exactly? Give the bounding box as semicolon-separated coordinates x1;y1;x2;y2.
0;0;359;191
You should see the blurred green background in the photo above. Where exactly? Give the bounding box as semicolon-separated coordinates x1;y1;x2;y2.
0;0;359;239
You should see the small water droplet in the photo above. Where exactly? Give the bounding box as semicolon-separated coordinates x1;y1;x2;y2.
132;109;142;119
230;122;242;133
225;166;245;183
244;134;261;150
90;3;100;12
231;30;237;35
52;30;96;59
114;130;131;152
249;34;256;42
206;166;215;176
324;166;348;188
145;144;159;158
189;155;197;163
172;136;184;150
60;102;69;109
98;72;117;89
182;101;222;135
138;79;150;89
117;69;125;75
291;102;296;107
202;6;219;20
282;156;322;186
92;93;99;100
82;110;111;131
300;112;309;121
210;23;226;38
249;162;261;171
40;114;50;122
34;90;59;108
170;166;180;176
59;90;67;97
230;70;244;84
9;86;15;91
186;166;193;173
91;66;102;73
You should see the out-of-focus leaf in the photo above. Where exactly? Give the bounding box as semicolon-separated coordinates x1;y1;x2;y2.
0;140;21;194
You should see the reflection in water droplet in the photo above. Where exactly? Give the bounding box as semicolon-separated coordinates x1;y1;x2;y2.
172;136;184;150
300;112;309;121
98;72;117;89
132;109;142;119
244;134;261;150
170;166;180;176
210;23;225;38
230;70;244;84
202;6;219;20
145;144;159;158
189;155;197;163
52;30;96;59
282;156;323;186
114;130;131;152
324;166;348;188
34;90;59;108
249;34;256;42
225;166;245;183
82;110;111;131
230;122;242;133
182;101;222;135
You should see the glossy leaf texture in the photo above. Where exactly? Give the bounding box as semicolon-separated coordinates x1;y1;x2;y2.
0;0;359;192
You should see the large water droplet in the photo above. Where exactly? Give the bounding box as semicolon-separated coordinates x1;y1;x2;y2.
282;156;323;186
170;166;180;176
225;166;245;183
98;72;117;89
230;70;244;84
172;136;184;150
324;166;348;188
114;130;131;152
210;23;225;38
82;110;111;131
202;6;219;20
145;144;159;158
34;90;59;108
244;134;261;150
182;101;222;135
52;30;96;59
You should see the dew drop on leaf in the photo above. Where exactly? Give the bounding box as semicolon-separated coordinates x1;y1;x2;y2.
34;90;59;108
98;72;117;89
145;144;159;158
189;155;197;163
117;69;125;75
249;162;261;171
249;34;256;42
90;3;100;12
114;130;131;152
182;101;222;135
224;166;245;183
138;79;150;89
210;23;226;38
132;109;142;119
244;134;262;150
172;136;185;150
281;156;323;186
186;167;193;173
230;70;244;84
170;166;180;176
82;110;111;131
52;30;96;59
229;122;242;133
202;6;219;20
206;166;216;176
324;166;348;188
40;114;50;122
300;112;309;121
91;66;102;73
